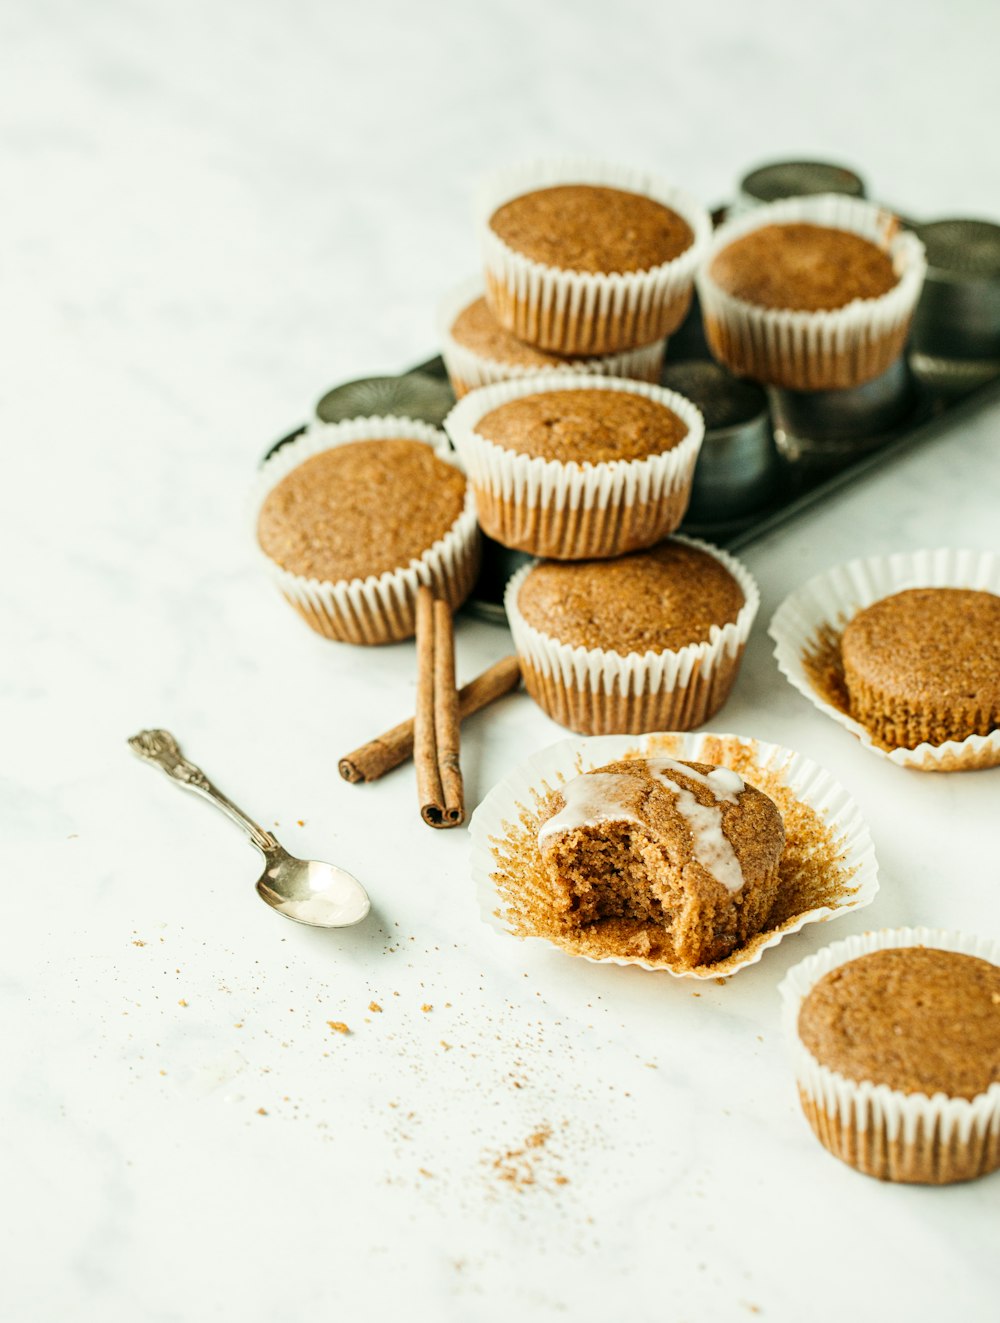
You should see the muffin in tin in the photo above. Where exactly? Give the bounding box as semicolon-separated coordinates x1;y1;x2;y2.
505;536;758;735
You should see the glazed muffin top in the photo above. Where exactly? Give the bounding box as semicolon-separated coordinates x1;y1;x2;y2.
538;757;785;898
258;439;466;582
489;184;694;275
450;296;577;369
798;946;1000;1099
709;222;899;311
517;540;744;653
840;587;1000;707
474;388;688;464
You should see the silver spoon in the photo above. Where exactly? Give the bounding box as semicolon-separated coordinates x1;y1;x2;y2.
128;729;371;928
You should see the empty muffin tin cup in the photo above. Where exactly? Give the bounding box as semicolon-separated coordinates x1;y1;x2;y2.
768;356;918;464
660;361;775;521
467;536;533;625
910;219;1000;390
737;159;866;213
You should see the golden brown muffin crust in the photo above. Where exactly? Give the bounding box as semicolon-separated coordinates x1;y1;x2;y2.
258;439;466;583
709;222;899;311
798;947;1000;1099
450;296;572;369
517;541;744;653
489;184;694;275
842;588;1000;705
474;388;688;464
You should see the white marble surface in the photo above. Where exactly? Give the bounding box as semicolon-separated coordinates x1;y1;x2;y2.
6;2;1000;1319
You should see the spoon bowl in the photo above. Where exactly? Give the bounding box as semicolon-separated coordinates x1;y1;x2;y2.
256;849;371;928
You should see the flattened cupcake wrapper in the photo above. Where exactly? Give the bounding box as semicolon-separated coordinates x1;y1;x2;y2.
780;928;1000;1184
504;534;759;735
769;547;1000;771
254;417;480;645
438;276;666;398
469;730;879;978
696;194;927;391
478;158;712;356
443;373;705;561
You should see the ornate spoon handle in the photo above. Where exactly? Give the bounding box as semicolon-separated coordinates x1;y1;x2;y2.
128;729;279;854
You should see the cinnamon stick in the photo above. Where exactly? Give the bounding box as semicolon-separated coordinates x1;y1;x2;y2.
414;586;445;826
338;655;521;784
433;597;464;826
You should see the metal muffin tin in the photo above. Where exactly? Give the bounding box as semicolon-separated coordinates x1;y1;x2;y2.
738;159;866;210
910;218;1000;388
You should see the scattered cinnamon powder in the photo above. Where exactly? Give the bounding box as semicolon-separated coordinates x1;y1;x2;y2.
327;1021;351;1035
487;1126;559;1191
488;733;860;976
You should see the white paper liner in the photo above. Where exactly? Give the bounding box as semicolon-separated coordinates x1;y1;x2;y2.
695;195;927;390
506;533;758;697
444;373;704;534
438;276;666;395
478;158;712;355
254;417;480;644
780;928;1000;1157
469;730;879;979
769;548;1000;771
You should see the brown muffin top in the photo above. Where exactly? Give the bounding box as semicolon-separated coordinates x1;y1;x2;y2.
475;388;688;464
489;184;694;275
841;588;1000;707
450;296;571;369
539;757;785;899
258;439;466;582
517;540;744;653
709;222;899;311
798;947;1000;1099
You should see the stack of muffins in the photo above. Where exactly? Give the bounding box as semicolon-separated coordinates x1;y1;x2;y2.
442;160;758;736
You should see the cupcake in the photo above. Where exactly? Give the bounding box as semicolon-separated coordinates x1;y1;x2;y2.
505;536;758;735
439;278;666;398
841;588;1000;751
781;929;1000;1185
697;195;926;390
535;756;785;969
255;417;479;644
770;548;1000;771
444;373;704;560
478;159;711;356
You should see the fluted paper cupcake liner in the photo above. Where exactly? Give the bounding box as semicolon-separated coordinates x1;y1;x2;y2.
769;548;1000;771
438;276;666;398
478;158;711;356
254;417;480;645
780;928;1000;1184
504;534;758;735
696;195;927;390
469;730;878;979
444;373;705;560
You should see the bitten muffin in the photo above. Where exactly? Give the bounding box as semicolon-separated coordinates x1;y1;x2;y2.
787;939;1000;1184
444;374;704;561
506;537;757;734
479;162;710;356
840;587;1000;750
440;284;665;398
696;195;926;390
536;757;785;969
256;422;479;644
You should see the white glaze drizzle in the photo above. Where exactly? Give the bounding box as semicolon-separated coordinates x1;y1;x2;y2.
537;773;646;845
644;758;745;893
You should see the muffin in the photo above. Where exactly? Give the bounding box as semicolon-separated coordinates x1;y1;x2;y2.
505;536;758;734
255;418;479;644
439;279;666;398
841;587;1000;751
479;159;710;356
696;194;926;390
781;930;1000;1184
444;374;704;560
536;757;785;969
